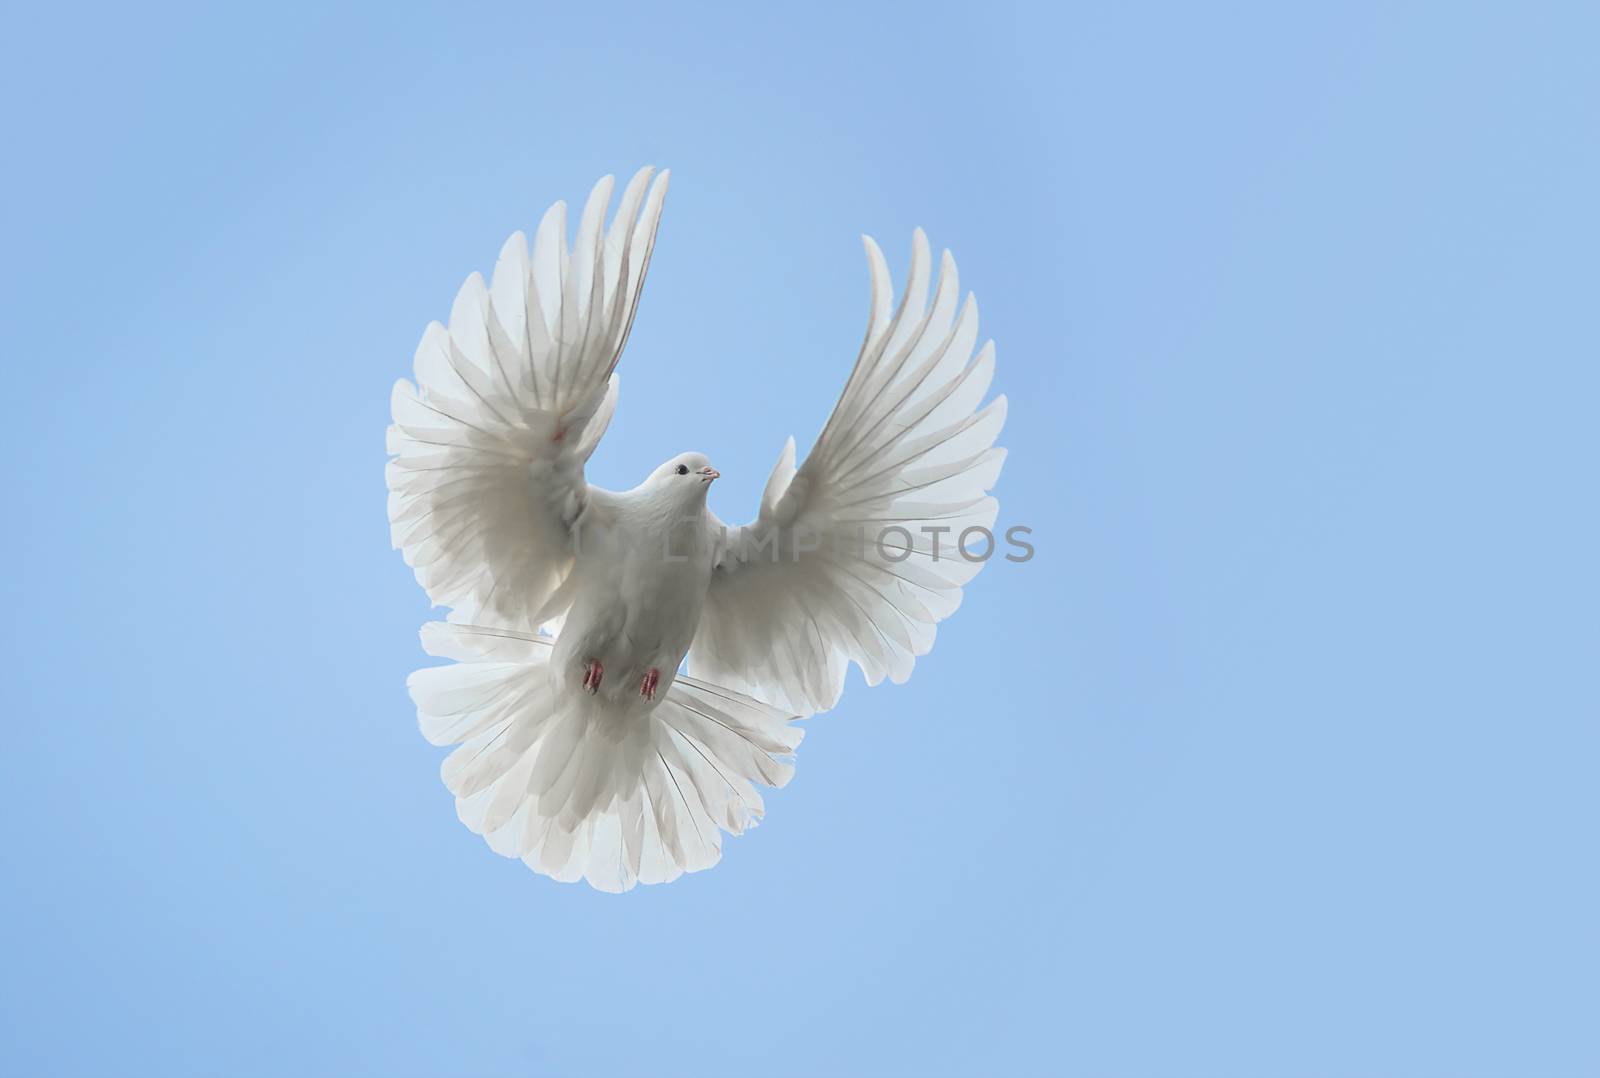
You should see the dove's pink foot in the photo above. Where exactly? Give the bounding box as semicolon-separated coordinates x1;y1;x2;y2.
581;658;603;694
640;667;661;701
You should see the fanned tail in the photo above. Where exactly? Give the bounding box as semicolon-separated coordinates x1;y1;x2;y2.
407;622;803;892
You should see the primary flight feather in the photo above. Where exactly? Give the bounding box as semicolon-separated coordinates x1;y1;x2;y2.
387;167;1006;890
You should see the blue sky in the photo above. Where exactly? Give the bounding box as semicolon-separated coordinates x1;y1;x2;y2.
3;2;1597;1075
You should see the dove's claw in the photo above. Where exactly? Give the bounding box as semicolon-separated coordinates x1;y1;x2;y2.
640;667;660;700
581;658;603;694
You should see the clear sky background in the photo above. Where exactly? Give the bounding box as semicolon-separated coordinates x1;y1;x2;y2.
3;3;1596;1075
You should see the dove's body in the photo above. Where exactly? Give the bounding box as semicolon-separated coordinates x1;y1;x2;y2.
553;477;715;706
388;167;1006;889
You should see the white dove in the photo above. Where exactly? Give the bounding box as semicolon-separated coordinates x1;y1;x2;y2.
387;167;1006;890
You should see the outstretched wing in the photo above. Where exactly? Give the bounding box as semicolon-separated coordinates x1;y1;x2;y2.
386;168;669;628
689;230;1006;715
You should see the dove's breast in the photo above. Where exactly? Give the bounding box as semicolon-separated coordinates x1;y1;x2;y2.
551;501;714;706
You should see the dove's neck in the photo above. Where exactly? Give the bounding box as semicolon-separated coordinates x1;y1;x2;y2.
597;488;712;593
623;487;711;546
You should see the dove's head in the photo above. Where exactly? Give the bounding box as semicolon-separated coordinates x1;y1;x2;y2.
645;452;720;504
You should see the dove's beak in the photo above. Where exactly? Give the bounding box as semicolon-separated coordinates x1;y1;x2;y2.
699;466;720;483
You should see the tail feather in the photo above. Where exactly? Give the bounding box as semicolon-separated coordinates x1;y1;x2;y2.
408;622;803;892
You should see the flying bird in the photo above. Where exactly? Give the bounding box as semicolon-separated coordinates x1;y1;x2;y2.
387;168;1006;890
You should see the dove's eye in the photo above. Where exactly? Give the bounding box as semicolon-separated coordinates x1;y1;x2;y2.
675;465;689;476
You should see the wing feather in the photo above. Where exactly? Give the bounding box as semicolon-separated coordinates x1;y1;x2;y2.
386;168;669;628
